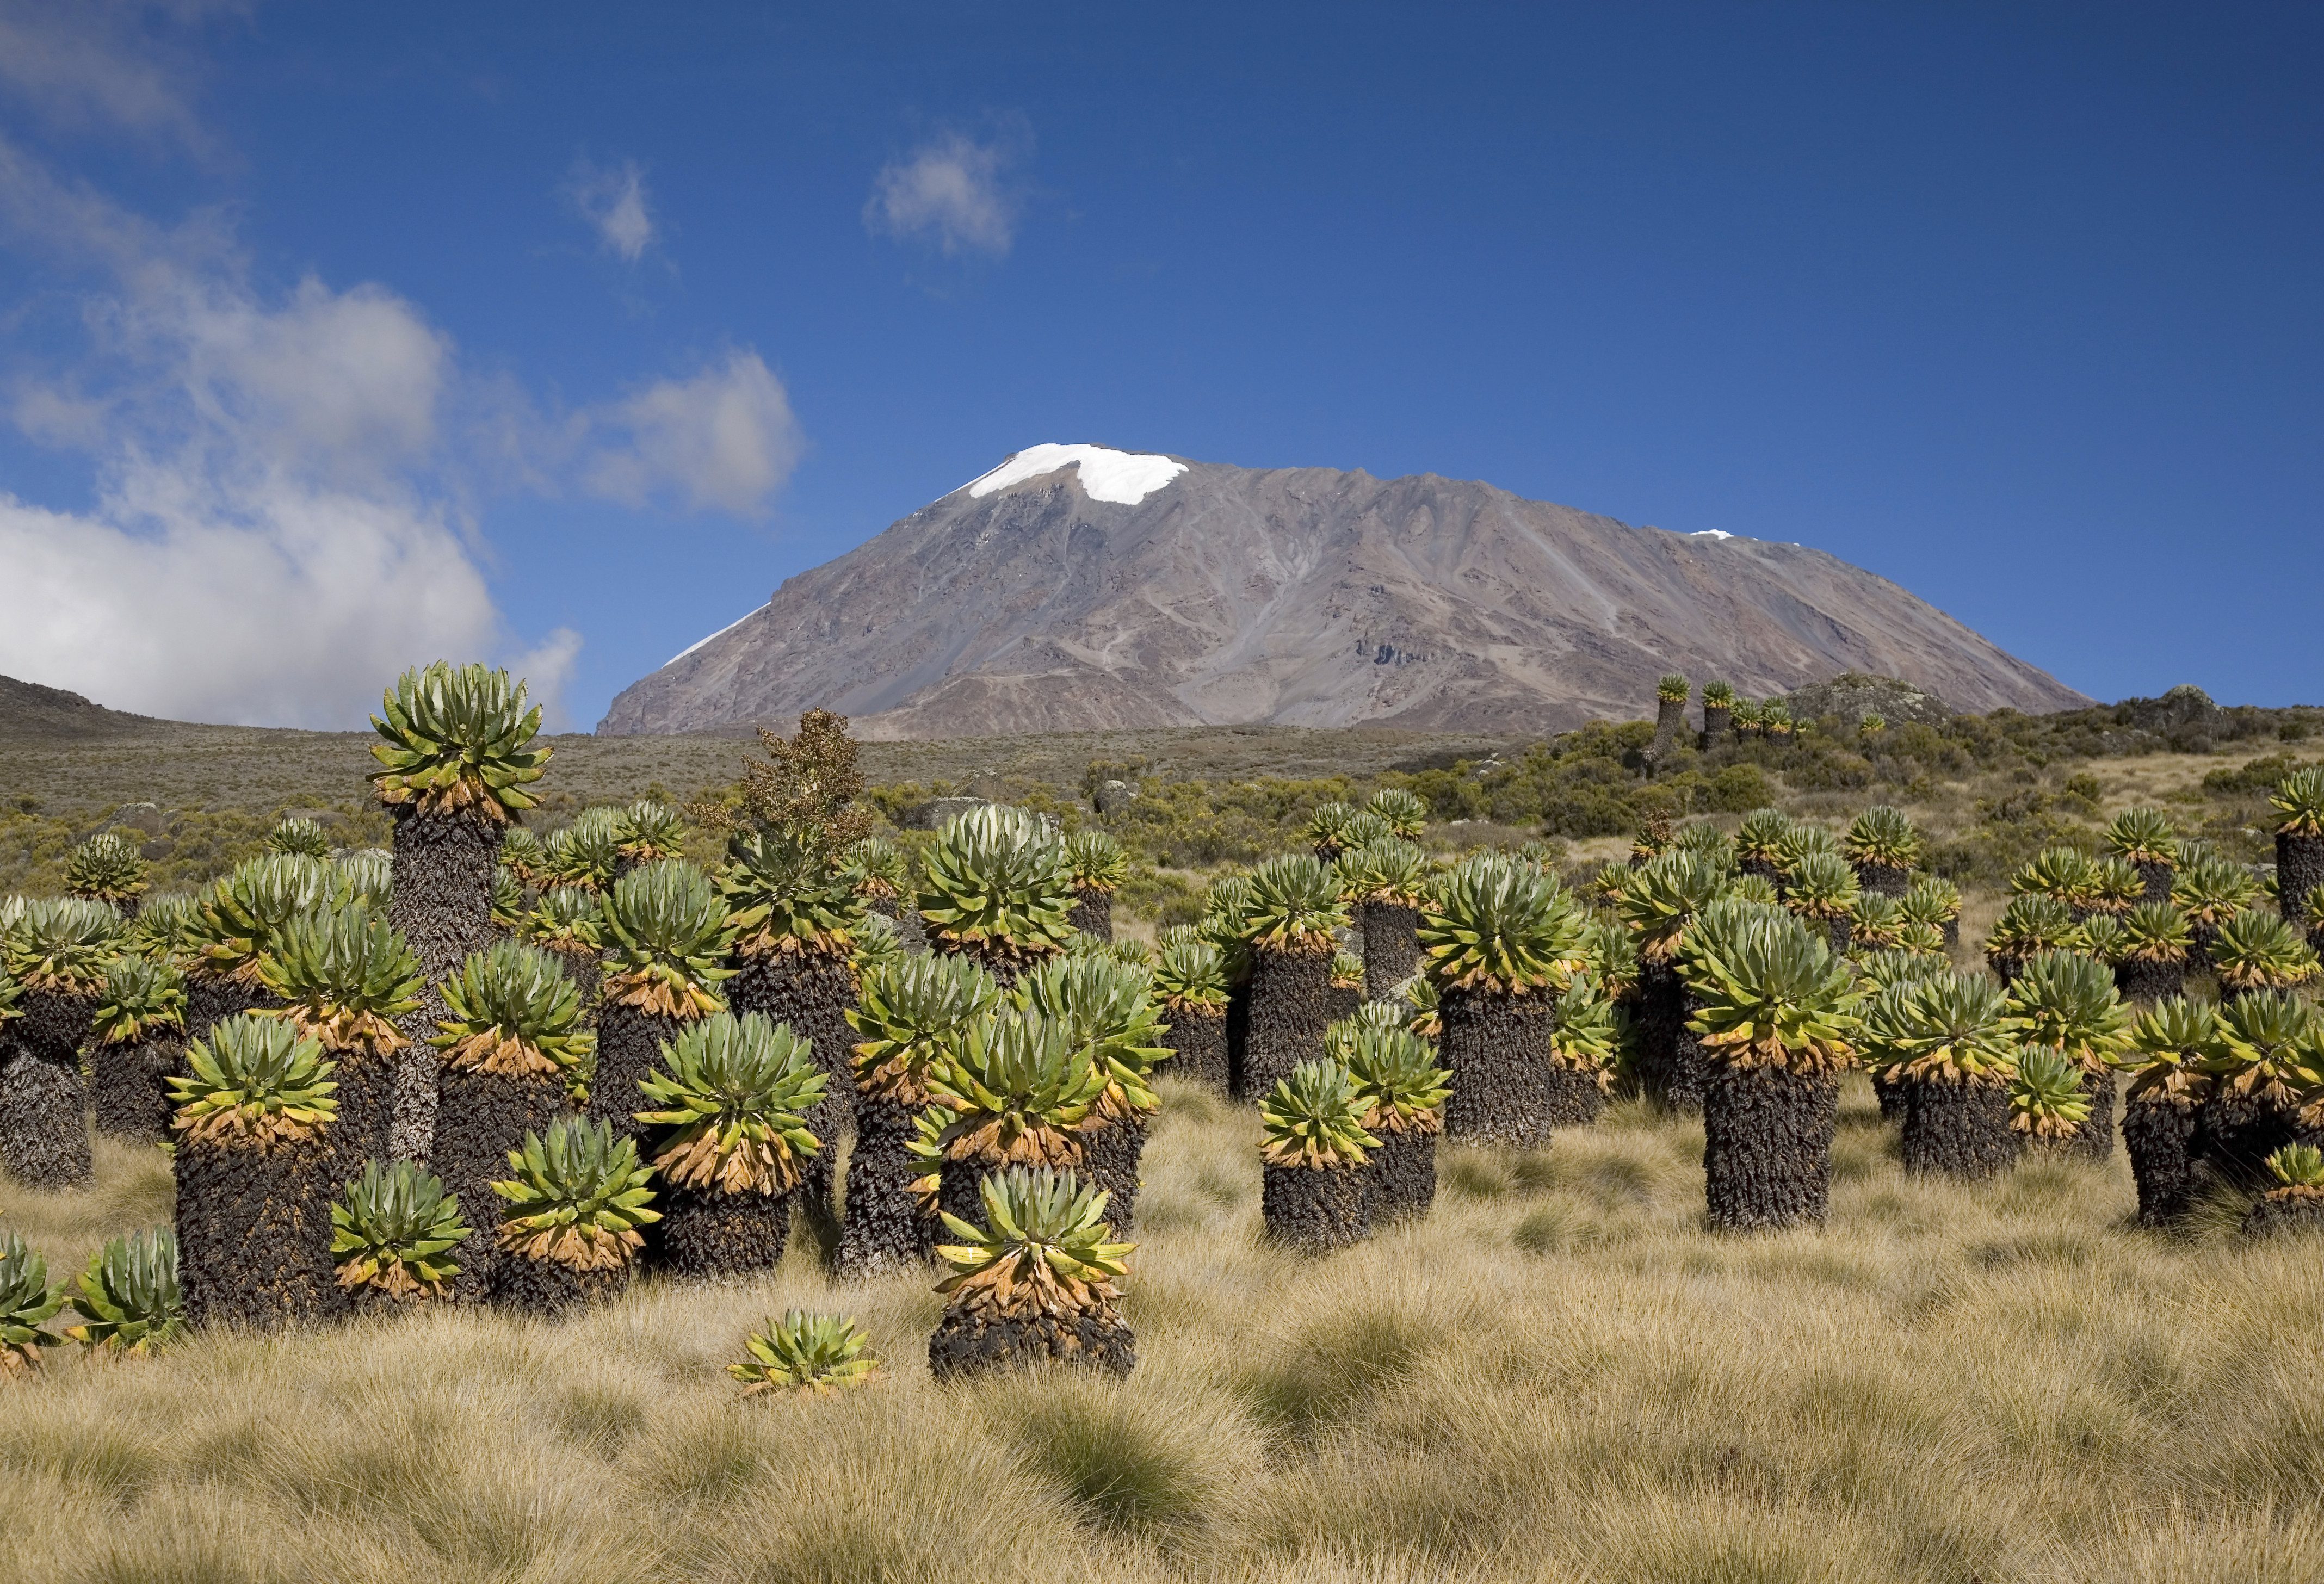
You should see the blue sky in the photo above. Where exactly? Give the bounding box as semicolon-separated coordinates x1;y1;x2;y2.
0;3;2317;729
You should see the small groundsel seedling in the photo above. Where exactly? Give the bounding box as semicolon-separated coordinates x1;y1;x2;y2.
1260;1059;1378;1168
731;1310;880;1396
331;1161;473;1301
369;661;551;823
63;1230;183;1354
0;1233;64;1375
935;1166;1132;1323
492;1117;661;1271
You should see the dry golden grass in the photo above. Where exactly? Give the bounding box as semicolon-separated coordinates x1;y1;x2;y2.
4;1078;2320;1583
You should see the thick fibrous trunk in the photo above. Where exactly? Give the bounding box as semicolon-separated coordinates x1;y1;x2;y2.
1077;1116;1147;1234
837;1093;935;1277
176;1134;343;1330
2124;1099;2202;1227
1243;948;1334;1101
2114;957;2185;1005
493;1254;627;1317
1988;955;2024;993
1702;1065;1839;1231
433;1064;570;1304
91;1034;181;1142
1873;1071;1908;1127
1225;983;1251;1097
186;975;274;1044
1160;1006;1229;1092
724;948;858;1228
2241;1192;2324;1240
2277;832;2324;925
1261;1161;1369;1251
1541;1066;1605;1128
328;1044;399;1177
933;940;1040;994
546;946;601;1012
1824;918;1853;955
388;807;500;1161
1642;696;1686;775
2134;861;2174;907
928;1304;1136;1378
1632;963;1702;1112
2199;1091;2297;1191
1854;863;1909;899
1699;705;1732;748
584;1004;678;1150
656;1183;793;1280
0;990;95;1188
1363;1131;1436;1224
1899;1077;2018;1180
2069;1069;2117;1161
1358;901;1419;999
1066;888;1113;943
1438;984;1557;1147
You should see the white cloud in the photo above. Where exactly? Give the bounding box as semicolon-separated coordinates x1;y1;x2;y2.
563;157;655;263
584;351;804;517
0;139;577;728
864;127;1025;258
0;1;239;153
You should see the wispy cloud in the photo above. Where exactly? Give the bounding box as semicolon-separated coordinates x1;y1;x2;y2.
583;351;805;518
0;1;243;155
864;124;1028;258
563;156;656;263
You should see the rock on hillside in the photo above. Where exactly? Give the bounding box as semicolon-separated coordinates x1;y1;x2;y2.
599;446;2088;740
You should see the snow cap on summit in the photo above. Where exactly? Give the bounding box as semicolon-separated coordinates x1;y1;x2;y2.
963;444;1187;505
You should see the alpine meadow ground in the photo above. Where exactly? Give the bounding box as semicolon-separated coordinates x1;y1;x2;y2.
2;1076;2320;1584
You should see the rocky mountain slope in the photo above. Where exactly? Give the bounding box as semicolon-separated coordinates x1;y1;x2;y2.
600;447;2087;739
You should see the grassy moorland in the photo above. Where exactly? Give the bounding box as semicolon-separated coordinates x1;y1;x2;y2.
3;1078;2320;1584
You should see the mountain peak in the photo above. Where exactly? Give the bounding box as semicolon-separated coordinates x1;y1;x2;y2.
601;454;2086;739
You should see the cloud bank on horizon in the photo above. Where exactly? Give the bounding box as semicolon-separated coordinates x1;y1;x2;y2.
0;7;799;729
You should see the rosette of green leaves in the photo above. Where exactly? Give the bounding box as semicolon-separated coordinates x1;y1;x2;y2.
2171;852;2260;926
850;912;905;985
2203;990;2317;1109
721;828;860;960
90;953;186;1046
1772;822;1840;875
2011;847;2095;906
1338;837;1430;908
1900;875;1962;930
433;939;595;1078
1244;853;1348;956
331;1161;472;1300
369;662;549;822
1576;915;1639;999
1727;873;1780;908
848;952;1002;1106
335;850;393;909
186;854;333;985
1259;1058;1377;1168
170;1013;339;1148
636;1011;827;1195
1336;812;1394;853
915;804;1077;962
1987;895;2078;963
838;838;909;904
546;809;623;893
490;867;529;931
1302;801;1359;857
731;1311;880;1395
3;895;126;994
1329;950;1365;990
1781;852;1861;923
920;1010;1105;1170
2209;908;2320;994
2266;1144;2324;1196
1012;953;1169;1122
1324;999;1410;1065
1619;850;1733;966
1670;822;1738;871
2124;998;2219;1110
1848;892;1907;950
263;816;334;861
1842;806;1923;871
2075;914;2124;966
2084;856;2144;916
1064;830;1128;896
1345;1024;1451;1133
1875;972;2014;1087
129;892;201;961
1364;787;1429;841
1732;700;1765;733
524;885;604;959
1550;979;1622;1076
1149;937;1228;1019
2010;1048;2091;1140
1630;812;1673;863
1762;702;1795;736
1400;972;1441;1039
64;831;147;906
1702;679;1738;710
2105;809;2177;868
61;1230;182;1354
1199;873;1257;981
491;1117;660;1270
935;1166;1131;1323
2115;901;2193;965
599;860;737;1019
2002;951;2132;1075
614;800;687;864
0;1233;63;1375
2270;766;2324;837
500;827;549;887
1679;903;1858;1074
1735;809;1794;869
263;901;424;1053
1656;673;1690;704
1419;851;1584;993
1850;947;1946;995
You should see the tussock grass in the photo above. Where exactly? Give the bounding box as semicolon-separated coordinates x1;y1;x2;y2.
3;1073;2321;1582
